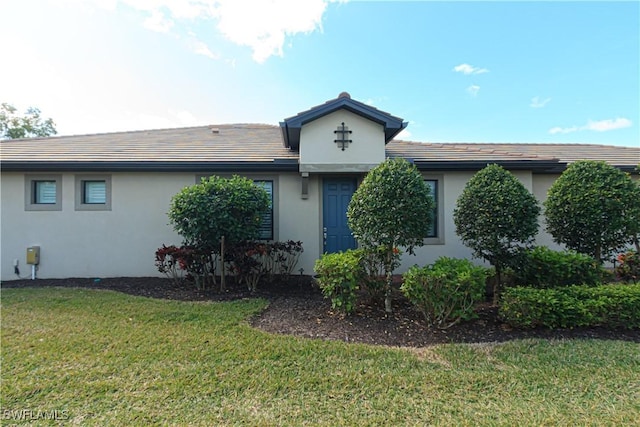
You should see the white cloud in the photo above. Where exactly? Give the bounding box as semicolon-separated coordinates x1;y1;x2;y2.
143;9;174;32
98;0;333;63
584;117;632;132
396;128;412;140
530;96;551;108
467;85;480;97
211;0;330;63
549;125;579;135
187;38;219;59
172;109;200;126
453;63;489;75
549;118;632;135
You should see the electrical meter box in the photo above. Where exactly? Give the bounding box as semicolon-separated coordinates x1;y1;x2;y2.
26;246;40;265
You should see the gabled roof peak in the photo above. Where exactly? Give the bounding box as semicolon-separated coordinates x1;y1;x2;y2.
280;93;407;150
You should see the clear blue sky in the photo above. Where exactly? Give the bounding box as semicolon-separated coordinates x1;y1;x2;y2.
1;0;638;147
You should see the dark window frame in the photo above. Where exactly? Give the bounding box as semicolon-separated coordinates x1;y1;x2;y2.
25;174;62;211
423;175;444;245
74;175;112;211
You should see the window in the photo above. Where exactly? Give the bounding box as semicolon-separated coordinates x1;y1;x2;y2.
75;175;112;211
425;179;438;238
34;181;57;204
25;174;62;211
254;180;274;240
83;181;107;204
424;176;444;244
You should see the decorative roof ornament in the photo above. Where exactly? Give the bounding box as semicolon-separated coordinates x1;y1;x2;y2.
334;122;352;151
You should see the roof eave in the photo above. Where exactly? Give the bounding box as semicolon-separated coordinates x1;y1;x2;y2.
0;160;300;173
410;160;564;173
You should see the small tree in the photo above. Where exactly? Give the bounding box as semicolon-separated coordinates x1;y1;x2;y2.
347;158;435;312
544;160;640;262
453;164;540;303
168;175;270;290
0;103;57;139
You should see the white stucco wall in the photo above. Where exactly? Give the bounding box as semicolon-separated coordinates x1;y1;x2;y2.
1;172;191;280
299;110;386;172
255;172;322;275
531;173;561;249
1;171;328;281
0;168;597;281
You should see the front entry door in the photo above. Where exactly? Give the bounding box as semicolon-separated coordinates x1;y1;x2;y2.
323;178;357;253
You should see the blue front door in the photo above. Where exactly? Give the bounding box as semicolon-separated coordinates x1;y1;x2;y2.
323;178;357;253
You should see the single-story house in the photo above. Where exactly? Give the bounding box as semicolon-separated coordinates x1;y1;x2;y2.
1;92;639;281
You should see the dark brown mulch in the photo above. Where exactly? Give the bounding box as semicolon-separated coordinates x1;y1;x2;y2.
3;276;639;347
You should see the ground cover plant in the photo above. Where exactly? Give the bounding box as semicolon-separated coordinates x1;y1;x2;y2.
499;283;640;329
2;284;640;426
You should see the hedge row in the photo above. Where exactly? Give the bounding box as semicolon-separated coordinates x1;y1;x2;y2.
499;283;640;329
511;246;604;288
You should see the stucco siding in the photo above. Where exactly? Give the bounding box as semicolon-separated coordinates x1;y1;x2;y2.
1;167;632;280
270;173;322;275
1;172;190;280
299;110;385;172
532;174;560;250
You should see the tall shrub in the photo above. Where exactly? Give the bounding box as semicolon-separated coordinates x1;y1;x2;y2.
544;160;640;262
453;164;540;304
347;158;435;312
168;175;270;290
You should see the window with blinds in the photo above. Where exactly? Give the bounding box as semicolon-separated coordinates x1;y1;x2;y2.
34;181;57;204
425;179;438;238
75;175;112;211
83;181;107;204
254;180;273;240
26;175;62;211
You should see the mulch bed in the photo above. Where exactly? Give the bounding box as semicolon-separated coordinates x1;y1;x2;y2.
3;276;639;347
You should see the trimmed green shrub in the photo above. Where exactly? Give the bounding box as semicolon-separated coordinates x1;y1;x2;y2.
314;250;365;314
348;158;435;313
400;257;488;328
499;283;640;329
512;246;603;288
544;160;640;262
453;164;540;304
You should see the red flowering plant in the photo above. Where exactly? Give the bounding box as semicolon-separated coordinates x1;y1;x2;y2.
155;244;188;286
227;241;269;292
155;245;216;289
615;250;640;283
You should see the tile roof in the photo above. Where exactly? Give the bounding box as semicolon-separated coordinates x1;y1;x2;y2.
1;124;638;171
386;141;557;162
0;124;296;163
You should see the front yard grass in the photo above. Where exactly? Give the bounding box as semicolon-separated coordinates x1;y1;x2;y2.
2;287;639;426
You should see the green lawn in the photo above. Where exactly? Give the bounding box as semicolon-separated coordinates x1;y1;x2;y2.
2;287;639;426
